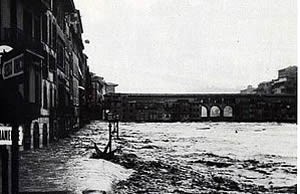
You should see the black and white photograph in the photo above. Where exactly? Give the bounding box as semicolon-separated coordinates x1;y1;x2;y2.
0;0;297;193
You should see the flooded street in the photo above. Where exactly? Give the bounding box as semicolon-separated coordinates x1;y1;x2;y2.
19;122;133;193
20;121;297;193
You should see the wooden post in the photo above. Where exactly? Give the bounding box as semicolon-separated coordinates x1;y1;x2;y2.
108;122;112;153
11;124;19;194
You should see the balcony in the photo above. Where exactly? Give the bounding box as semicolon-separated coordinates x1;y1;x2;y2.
1;28;42;53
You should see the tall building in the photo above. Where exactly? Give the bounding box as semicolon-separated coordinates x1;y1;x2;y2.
272;66;297;95
241;66;297;95
0;1;89;193
0;0;88;147
105;82;118;94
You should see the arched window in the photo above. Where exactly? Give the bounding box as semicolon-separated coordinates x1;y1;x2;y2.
224;106;233;117
210;106;221;117
201;106;208;117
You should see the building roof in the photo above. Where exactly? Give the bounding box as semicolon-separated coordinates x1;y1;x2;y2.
278;65;297;72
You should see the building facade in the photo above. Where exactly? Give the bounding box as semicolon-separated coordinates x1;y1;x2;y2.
0;1;91;192
0;1;119;193
272;66;297;95
0;0;90;150
88;73;118;120
255;81;273;94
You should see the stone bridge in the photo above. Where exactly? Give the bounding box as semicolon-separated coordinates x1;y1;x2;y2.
104;93;297;123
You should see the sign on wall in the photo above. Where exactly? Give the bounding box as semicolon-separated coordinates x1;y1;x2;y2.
2;54;24;80
0;126;12;145
0;126;23;145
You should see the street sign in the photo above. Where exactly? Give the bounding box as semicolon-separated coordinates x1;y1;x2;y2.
0;126;23;145
0;126;12;145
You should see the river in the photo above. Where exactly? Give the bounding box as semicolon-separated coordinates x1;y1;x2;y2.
19;121;297;193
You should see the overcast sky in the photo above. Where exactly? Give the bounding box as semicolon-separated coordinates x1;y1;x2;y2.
73;0;296;93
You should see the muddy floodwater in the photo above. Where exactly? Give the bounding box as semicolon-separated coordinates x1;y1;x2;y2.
20;121;297;193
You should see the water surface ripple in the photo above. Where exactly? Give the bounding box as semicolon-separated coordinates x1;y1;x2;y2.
20;121;296;193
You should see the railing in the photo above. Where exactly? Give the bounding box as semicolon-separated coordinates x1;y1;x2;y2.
0;126;12;145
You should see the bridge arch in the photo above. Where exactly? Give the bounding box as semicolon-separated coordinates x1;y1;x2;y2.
210;106;221;117
223;105;233;117
200;105;208;117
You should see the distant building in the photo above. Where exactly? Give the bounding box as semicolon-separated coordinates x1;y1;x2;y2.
240;85;256;94
255;81;273;94
105;82;118;94
278;66;297;79
88;74;119;119
272;66;297;95
241;66;297;95
89;74;105;119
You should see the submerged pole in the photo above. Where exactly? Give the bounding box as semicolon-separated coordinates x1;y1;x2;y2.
108;122;112;153
116;120;119;139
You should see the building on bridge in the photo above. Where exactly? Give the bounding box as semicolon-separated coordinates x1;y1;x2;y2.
105;82;118;94
255;81;273;95
272;66;297;95
240;85;256;94
104;93;297;123
241;66;297;96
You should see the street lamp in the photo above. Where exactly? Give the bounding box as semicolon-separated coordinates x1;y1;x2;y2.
0;45;13;65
